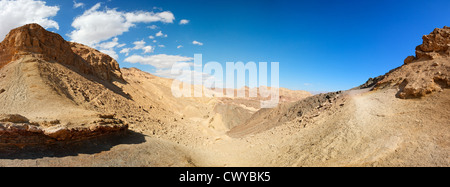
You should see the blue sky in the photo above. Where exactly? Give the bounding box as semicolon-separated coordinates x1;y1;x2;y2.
1;0;450;92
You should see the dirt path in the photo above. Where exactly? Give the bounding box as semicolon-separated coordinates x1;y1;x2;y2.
174;88;448;167
273;89;449;167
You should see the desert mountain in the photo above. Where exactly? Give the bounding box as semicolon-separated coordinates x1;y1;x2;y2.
0;24;310;158
0;24;122;81
0;24;130;146
0;24;448;167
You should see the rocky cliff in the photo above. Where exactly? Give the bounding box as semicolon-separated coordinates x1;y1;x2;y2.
375;26;450;99
415;26;450;60
0;24;129;148
0;23;123;82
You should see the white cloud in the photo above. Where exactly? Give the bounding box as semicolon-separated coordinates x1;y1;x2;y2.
124;54;214;84
149;35;155;39
95;37;120;49
73;0;84;8
69;4;131;46
93;37;125;60
155;30;167;38
86;2;101;13
0;0;60;41
124;54;193;69
153;63;215;85
179;19;190;25
153;6;163;11
99;49;119;60
158;45;165;48
120;48;131;56
124;11;174;23
156;11;175;23
127;40;153;54
177;45;183;49
133;40;146;50
69;3;175;46
192;40;203;46
142;46;154;53
147;25;158;29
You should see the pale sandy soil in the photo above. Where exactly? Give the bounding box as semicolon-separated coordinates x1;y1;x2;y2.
182;88;449;167
2;87;447;167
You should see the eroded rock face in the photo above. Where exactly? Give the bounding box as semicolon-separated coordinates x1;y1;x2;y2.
375;26;450;99
415;26;450;60
0;114;128;146
70;42;123;81
404;56;416;65
0;23;123;82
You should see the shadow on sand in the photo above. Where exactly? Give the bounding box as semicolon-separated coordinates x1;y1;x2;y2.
0;130;146;159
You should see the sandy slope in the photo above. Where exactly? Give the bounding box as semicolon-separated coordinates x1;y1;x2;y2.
0;65;312;166
0;56;448;166
178;88;448;167
3;87;446;167
273;89;449;166
0;55;97;123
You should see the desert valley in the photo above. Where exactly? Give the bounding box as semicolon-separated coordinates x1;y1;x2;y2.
0;23;448;167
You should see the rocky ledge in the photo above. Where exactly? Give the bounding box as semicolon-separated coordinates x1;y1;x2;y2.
0;114;128;148
0;23;123;82
374;26;450;99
